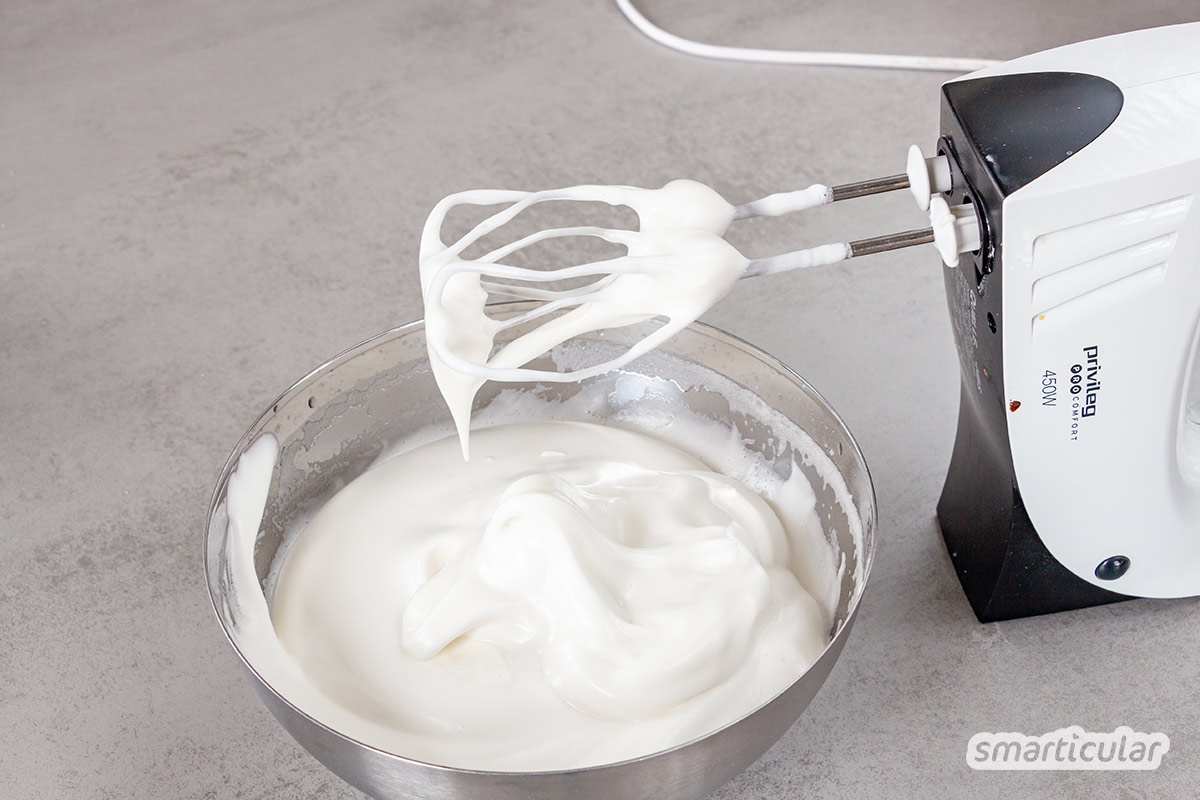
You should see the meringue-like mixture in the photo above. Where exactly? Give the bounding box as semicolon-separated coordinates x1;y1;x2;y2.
223;181;851;771
257;420;829;770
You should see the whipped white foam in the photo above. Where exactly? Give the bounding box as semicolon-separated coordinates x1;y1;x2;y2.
268;422;828;770
419;180;750;458
225;412;842;771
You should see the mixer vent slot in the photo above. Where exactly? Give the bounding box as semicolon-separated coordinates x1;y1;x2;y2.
1029;195;1191;328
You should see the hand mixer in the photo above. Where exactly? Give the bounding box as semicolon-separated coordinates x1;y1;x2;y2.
421;22;1200;621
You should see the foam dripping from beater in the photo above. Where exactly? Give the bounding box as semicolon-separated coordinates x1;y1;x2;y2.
417;179;844;458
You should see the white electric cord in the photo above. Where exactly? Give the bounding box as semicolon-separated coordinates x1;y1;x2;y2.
615;0;1001;73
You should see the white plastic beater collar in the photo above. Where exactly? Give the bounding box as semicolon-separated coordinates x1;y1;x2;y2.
929;196;960;267
928;195;982;268
905;144;952;211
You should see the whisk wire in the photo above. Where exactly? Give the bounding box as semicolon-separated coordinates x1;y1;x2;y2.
477;226;636;265
479;274;619;302
438;186;637;262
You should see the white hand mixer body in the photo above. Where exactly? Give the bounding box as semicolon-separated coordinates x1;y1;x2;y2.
934;22;1200;617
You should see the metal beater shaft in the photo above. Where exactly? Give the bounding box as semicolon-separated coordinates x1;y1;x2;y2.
830;173;911;202
847;227;934;258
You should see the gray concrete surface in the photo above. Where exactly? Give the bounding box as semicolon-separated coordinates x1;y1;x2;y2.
4;1;1199;798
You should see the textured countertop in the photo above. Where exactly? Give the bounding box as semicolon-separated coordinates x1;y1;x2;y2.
4;1;1199;798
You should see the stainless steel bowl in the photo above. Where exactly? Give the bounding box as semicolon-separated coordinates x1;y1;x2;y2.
204;304;876;800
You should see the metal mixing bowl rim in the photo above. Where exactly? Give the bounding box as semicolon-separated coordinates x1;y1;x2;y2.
203;304;878;777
